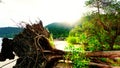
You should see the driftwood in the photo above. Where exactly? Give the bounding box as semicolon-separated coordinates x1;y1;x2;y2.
86;51;120;58
89;62;120;68
13;21;65;68
0;21;65;68
65;51;120;58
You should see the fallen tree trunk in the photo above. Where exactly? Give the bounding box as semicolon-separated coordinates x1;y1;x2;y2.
86;51;120;58
65;51;120;58
89;62;120;68
64;51;120;68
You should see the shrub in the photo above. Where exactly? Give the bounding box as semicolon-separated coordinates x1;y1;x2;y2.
65;44;90;68
66;37;80;44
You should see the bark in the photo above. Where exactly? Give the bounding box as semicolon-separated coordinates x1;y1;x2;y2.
86;51;120;58
89;62;120;68
1;21;65;68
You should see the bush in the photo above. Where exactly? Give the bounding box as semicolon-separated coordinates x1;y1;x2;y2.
66;37;80;44
113;45;120;50
65;44;90;68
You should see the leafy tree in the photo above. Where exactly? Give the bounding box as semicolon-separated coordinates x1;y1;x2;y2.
68;0;120;51
85;0;120;50
85;0;119;14
65;44;89;68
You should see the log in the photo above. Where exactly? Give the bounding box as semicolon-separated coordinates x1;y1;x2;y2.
65;51;120;58
86;51;120;58
89;62;120;68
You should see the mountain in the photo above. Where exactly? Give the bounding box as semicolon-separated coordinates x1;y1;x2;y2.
0;22;74;39
0;27;23;38
45;22;73;39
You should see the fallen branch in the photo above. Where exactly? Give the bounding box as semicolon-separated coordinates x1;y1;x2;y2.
89;62;120;68
86;51;120;58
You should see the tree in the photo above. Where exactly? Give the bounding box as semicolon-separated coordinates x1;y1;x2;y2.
68;0;120;51
85;0;120;50
85;0;119;14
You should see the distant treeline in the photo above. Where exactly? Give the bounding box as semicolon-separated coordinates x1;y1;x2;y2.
0;27;23;38
0;22;74;39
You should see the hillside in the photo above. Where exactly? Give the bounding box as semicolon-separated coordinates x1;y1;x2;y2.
0;27;23;38
45;22;73;39
0;22;74;39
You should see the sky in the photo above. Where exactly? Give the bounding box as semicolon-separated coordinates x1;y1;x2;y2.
0;0;87;27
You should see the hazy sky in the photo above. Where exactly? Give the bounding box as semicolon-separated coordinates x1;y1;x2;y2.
0;0;86;27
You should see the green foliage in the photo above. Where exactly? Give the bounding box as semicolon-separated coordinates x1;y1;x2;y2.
99;58;107;62
106;58;120;66
85;0;120;50
68;15;114;51
66;37;80;44
65;44;90;68
85;0;120;14
49;34;55;48
45;22;73;39
99;58;120;66
67;0;120;51
113;45;120;50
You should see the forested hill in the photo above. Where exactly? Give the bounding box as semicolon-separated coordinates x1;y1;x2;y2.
0;22;74;39
45;22;73;39
0;27;23;38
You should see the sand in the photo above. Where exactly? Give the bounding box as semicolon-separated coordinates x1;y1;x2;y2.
0;56;18;68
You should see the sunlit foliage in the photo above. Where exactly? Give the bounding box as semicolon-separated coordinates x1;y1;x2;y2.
67;0;120;51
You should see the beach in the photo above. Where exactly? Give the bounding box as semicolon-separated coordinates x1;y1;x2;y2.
0;56;18;68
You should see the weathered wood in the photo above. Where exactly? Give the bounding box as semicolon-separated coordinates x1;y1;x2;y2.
0;21;65;68
86;51;120;58
65;51;120;58
89;62;120;68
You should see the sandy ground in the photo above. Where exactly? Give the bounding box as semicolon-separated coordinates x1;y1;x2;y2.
54;40;68;50
0;41;67;68
0;56;18;68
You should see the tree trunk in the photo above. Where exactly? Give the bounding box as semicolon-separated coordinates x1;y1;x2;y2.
109;35;117;50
